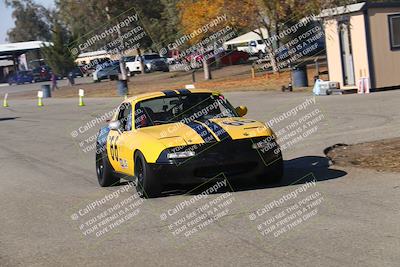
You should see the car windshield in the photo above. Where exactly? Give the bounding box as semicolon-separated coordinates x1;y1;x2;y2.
135;93;237;128
143;54;161;60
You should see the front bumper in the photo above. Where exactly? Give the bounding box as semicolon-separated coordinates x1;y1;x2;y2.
150;65;169;71
150;137;282;185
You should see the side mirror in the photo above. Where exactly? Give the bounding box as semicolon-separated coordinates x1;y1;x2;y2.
108;120;121;131
235;106;248;117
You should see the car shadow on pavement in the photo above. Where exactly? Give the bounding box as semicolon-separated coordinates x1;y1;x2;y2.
0;117;20;122
164;156;347;196
229;156;347;192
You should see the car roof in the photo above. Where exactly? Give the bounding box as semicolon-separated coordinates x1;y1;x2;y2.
123;89;220;104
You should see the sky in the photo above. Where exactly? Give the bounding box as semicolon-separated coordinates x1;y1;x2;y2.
0;0;55;44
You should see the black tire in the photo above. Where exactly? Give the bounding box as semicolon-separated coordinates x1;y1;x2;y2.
134;151;161;198
258;157;284;185
96;146;120;187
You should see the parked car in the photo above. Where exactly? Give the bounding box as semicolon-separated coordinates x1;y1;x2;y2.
69;66;85;78
93;62;120;82
186;49;249;68
82;58;112;77
7;70;34;85
125;54;169;74
237;40;266;58
149;57;169;72
218;50;250;65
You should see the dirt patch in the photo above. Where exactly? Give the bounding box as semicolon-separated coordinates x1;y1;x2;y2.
325;138;400;172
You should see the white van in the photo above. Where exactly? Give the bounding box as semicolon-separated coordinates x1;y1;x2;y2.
237;40;267;58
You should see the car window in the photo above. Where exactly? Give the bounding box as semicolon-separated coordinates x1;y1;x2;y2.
134;93;237;129
117;103;132;131
124;56;135;62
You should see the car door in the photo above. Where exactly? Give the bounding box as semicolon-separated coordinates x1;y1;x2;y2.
107;103;133;174
134;56;141;71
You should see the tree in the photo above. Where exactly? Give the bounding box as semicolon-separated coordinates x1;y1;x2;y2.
224;0;355;72
57;0;167;77
156;0;181;47
4;0;51;42
41;20;77;85
177;0;230;80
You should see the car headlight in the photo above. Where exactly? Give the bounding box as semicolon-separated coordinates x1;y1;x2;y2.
167;151;196;159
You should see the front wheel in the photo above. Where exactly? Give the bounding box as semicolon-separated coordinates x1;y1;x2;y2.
135;151;161;198
96;146;120;187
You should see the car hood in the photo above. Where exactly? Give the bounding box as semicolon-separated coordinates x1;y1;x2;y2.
205;117;273;139
137;117;273;148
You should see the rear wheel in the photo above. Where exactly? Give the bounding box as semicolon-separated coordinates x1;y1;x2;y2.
96;147;120;187
135;151;161;198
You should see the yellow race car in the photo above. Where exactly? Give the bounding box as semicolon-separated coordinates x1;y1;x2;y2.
96;89;283;198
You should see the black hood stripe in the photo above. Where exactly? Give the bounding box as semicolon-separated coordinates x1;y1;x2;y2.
204;120;232;141
186;121;216;143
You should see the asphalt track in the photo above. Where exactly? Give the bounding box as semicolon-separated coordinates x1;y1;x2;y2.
0;90;399;266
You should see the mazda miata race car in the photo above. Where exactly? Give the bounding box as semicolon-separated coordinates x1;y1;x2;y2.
96;89;283;198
